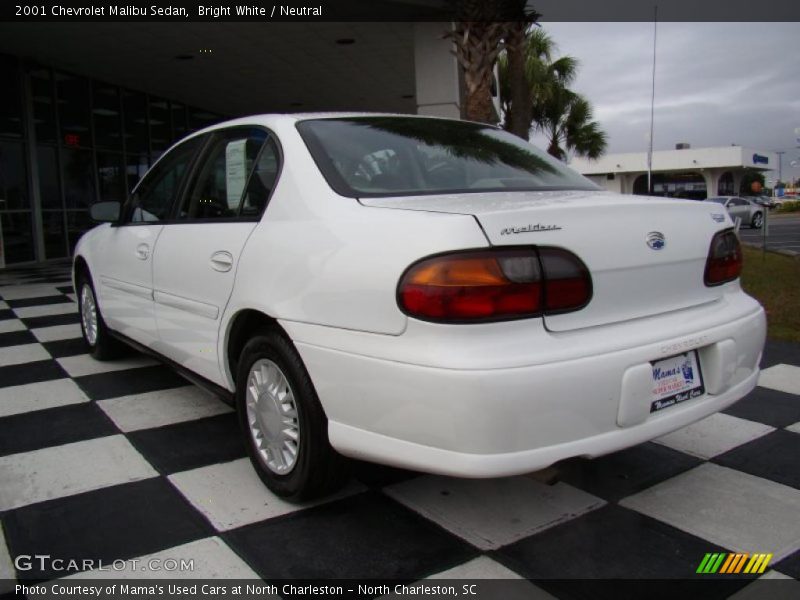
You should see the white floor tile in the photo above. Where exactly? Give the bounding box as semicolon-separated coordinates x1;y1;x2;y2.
65;293;77;303
0;343;51;367
0;435;158;511
0;319;25;333
0;378;89;418
425;557;555;599
31;323;82;342
621;463;800;561
57;354;158;378
787;422;800;435
0;522;15;594
758;364;800;396
0;285;61;300
64;537;261;580
655;413;775;459
98;386;232;432
0;300;7;309
385;476;605;550
169;458;365;531
13;303;77;318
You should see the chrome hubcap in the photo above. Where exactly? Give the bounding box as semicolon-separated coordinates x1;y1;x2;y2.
245;359;300;474
80;284;98;346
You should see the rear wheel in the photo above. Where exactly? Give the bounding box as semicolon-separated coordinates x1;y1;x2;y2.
751;212;763;229
235;330;347;500
77;271;124;360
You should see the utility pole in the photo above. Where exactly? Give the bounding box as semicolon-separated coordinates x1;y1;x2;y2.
776;151;785;184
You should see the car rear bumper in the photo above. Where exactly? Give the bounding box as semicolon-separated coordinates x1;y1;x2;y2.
286;290;766;477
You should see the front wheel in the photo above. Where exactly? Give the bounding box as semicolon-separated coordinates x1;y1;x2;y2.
77;273;124;360
235;330;347;500
751;212;763;229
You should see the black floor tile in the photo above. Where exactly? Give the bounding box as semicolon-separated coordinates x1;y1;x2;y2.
0;403;118;456
224;491;477;580
761;340;800;369
126;413;246;474
2;478;212;581
5;295;73;308
723;386;800;429
56;285;74;295
0;360;68;389
0;309;14;320
21;313;80;329
557;442;703;502
74;364;188;401
0;330;36;348
494;504;748;599
774;549;800;579
350;459;421;489
41;337;87;358
713;430;800;490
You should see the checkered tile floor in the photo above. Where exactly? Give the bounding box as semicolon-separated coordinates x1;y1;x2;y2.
1;262;799;597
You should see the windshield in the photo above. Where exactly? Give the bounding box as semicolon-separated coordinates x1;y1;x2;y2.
296;117;599;198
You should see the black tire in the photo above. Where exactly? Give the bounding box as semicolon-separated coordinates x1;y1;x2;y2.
76;270;124;360
751;212;763;229
235;330;348;500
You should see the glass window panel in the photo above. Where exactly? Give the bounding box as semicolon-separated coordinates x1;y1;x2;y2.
171;102;187;142
63;148;96;208
188;108;221;132
126;153;149;194
123;90;148;153
97;152;125;203
37;145;61;209
128;135;201;223
92;82;122;149
181;129;265;220
0;141;29;210
0;211;35;264
29;67;56;143
149;96;170;153
65;210;90;252
42;210;67;259
97;152;127;203
56;72;91;143
0;54;23;139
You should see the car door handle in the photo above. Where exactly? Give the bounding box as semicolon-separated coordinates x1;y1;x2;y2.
135;243;150;260
210;251;234;272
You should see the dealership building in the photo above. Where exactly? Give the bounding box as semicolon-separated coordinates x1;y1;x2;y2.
0;12;464;266
570;145;777;199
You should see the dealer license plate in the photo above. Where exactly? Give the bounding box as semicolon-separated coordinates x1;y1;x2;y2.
650;351;705;413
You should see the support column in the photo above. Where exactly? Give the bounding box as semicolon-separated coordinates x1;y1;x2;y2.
413;23;461;119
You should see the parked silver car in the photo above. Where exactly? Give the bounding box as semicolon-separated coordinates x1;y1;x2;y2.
707;196;764;229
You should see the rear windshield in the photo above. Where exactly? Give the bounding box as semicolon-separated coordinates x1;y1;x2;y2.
296;117;599;198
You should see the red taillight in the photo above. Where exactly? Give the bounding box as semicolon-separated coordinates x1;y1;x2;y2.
398;247;591;323
704;229;742;286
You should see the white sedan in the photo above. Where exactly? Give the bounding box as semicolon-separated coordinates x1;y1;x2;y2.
74;114;766;499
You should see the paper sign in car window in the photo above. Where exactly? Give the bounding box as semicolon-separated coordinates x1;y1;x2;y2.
225;139;248;209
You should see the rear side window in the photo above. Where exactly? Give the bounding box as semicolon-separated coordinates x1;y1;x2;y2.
296;117;598;198
128;136;202;223
179;128;267;220
240;137;280;217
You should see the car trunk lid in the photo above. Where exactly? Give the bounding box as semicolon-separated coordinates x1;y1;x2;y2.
360;190;732;331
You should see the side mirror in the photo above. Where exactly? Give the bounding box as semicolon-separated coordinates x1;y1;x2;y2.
90;201;121;223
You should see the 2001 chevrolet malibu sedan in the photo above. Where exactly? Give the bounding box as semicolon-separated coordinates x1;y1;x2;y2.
74;114;766;499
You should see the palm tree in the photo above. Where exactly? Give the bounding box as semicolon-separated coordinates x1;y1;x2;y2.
537;87;607;161
499;28;578;140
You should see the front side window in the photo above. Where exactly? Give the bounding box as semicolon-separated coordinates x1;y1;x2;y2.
296;117;599;198
127;135;202;223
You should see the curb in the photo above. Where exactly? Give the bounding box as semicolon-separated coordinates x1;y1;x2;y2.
741;240;800;258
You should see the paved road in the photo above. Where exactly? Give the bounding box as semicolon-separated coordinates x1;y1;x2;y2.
739;213;800;255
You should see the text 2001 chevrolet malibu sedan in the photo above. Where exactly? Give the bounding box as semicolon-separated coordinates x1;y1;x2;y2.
74;114;766;499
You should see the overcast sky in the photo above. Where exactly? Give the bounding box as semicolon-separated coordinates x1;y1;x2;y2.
531;22;800;184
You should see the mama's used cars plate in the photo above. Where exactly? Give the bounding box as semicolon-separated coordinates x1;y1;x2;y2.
650;351;705;413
